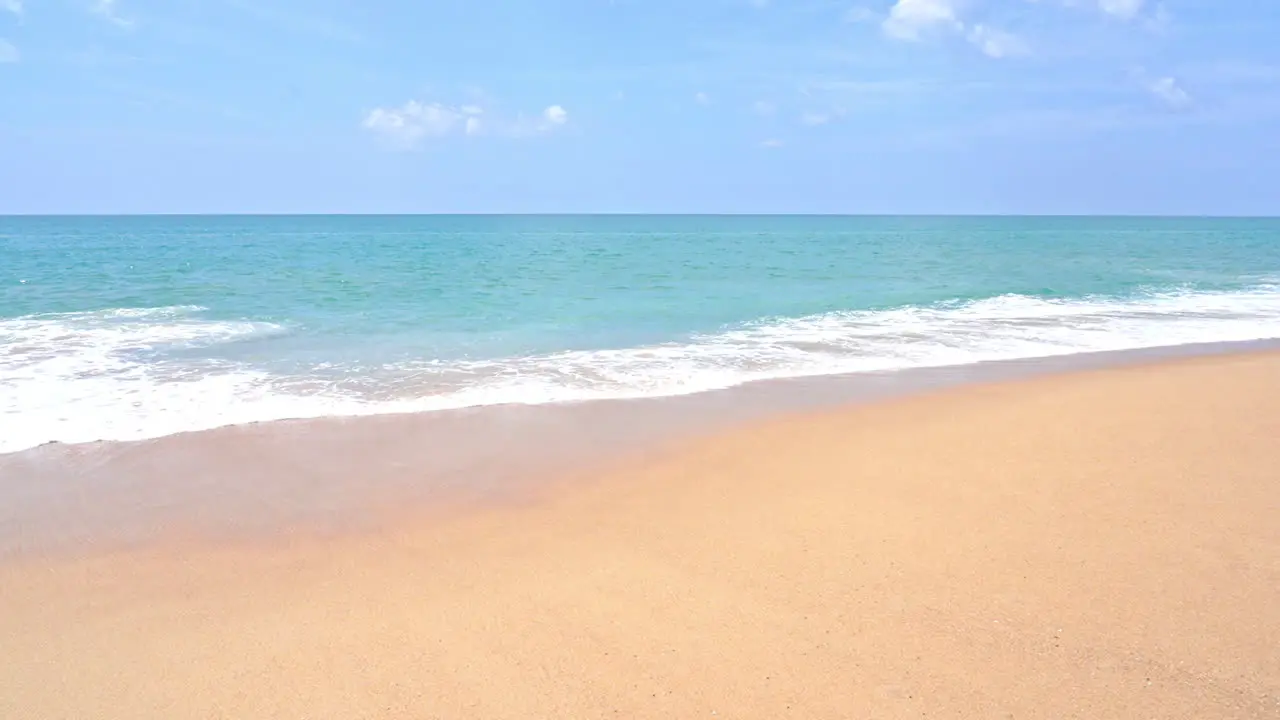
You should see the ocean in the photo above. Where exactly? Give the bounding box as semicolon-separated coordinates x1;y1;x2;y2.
2;214;1279;454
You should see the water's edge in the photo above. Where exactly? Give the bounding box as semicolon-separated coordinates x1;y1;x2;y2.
2;337;1278;559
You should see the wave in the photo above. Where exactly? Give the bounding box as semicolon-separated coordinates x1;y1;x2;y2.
0;306;329;453
3;286;1280;454
368;284;1280;405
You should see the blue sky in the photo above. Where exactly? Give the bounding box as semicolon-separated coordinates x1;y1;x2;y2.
1;1;1278;214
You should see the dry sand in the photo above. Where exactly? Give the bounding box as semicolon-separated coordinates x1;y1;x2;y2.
1;352;1278;719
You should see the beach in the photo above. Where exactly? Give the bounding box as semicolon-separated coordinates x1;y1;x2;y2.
2;350;1277;719
6;0;1280;712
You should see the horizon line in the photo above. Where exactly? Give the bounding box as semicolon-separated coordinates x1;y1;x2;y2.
2;212;1279;219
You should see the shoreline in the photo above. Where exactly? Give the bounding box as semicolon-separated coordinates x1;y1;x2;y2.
3;337;1280;558
1;347;1277;718
10;335;1280;458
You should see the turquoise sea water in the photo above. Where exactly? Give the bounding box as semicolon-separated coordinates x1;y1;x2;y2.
2;215;1279;453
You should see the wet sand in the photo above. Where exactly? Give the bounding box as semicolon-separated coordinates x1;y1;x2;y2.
3;339;1276;557
1;350;1279;718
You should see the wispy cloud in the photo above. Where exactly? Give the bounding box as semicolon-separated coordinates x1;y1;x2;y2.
1143;3;1171;32
362;99;570;150
544;105;569;126
883;0;1027;59
967;25;1029;59
760;138;784;148
91;0;134;28
363;102;480;147
695;91;711;105
1;1;21;17
1098;0;1145;20
1038;0;1162;24
1129;66;1192;108
0;39;18;64
1146;75;1191;108
753;100;776;115
498;105;572;138
882;0;961;41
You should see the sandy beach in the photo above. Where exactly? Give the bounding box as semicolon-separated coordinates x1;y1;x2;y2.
2;350;1278;719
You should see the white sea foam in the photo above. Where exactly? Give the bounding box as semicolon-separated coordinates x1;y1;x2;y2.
0;306;364;453
3;287;1280;454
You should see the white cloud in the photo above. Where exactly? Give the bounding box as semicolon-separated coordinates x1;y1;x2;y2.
363;100;567;149
800;112;832;126
967;24;1029;58
1098;0;1144;20
883;0;962;41
0;39;17;64
753;100;776;115
92;0;134;28
760;138;784;148
1;1;21;16
1147;76;1190;108
544;105;568;125
500;106;571;138
695;91;710;105
460;103;485;136
363;101;466;147
883;1;1027;60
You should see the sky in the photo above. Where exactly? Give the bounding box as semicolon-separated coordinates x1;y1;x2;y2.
1;0;1279;215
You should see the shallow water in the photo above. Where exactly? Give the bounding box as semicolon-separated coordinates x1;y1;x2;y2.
3;214;1279;452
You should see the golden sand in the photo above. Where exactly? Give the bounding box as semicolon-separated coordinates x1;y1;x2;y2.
2;352;1278;719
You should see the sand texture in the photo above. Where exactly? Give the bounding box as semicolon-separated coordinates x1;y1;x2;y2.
2;352;1278;719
